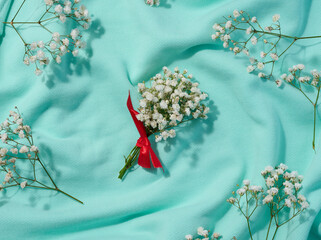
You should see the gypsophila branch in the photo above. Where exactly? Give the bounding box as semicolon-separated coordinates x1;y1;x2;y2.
3;0;91;76
0;107;83;204
227;163;309;240
212;10;321;150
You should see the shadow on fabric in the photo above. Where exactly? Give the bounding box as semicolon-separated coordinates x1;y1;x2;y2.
42;18;105;88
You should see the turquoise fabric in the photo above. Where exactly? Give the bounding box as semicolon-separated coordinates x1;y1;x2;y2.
0;0;320;239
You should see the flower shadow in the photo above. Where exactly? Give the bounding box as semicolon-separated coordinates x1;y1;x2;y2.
147;99;219;177
42;18;105;88
158;0;174;9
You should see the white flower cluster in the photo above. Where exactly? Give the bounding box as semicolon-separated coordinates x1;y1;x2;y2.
0;108;39;190
185;227;221;240
22;0;91;75
228;163;309;211
145;0;160;6
212;10;284;85
261;164;308;209
277;64;321;88
136;67;209;142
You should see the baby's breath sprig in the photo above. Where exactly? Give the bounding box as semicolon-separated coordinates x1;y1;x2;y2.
211;10;321;81
212;10;321;150
185;227;221;240
0;107;83;204
2;0;91;76
227;164;308;240
279;65;321;149
145;0;160;7
118;67;210;180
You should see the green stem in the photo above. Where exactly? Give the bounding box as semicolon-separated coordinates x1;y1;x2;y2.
27;185;83;204
246;217;253;240
118;146;140;180
56;188;83;204
278;39;296;57
266;206;274;240
12;0;26;22
271;226;279;240
36;154;58;189
11;24;26;45
235;27;321;40
313;86;321;150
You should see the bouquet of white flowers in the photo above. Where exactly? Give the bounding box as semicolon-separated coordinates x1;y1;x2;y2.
118;67;210;180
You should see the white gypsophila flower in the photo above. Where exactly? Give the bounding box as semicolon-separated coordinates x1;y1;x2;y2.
257;62;264;70
246;27;252;35
55;4;63;13
30;145;39;152
243;179;250;186
19;146;29;153
301;201;309;209
267;187;278;196
225;20;232;29
20;181;27;189
275;79;282;87
260;51;266;58
213;233;220;239
44;0;54;5
285;198;292;207
265;166;274;172
233;9;240;18
56;56;62;64
11;148;18;154
249;185;262;193
145;0;160;6
237;188;246;196
298;194;306;202
185;235;193;240
272;14;280;22
270;53;279;61
251;36;258;45
227;197;236;204
266;177;275;187
197;227;208;237
1;133;7;143
294;183;302;190
247;65;255;73
263;195;273;204
0;148;8;157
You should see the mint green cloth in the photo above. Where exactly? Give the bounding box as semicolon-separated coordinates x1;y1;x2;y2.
0;0;320;239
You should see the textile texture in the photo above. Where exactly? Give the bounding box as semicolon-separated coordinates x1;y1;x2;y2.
0;0;320;239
